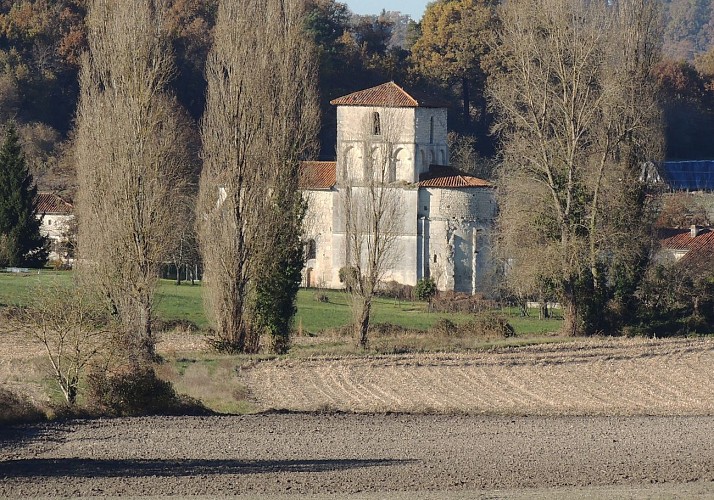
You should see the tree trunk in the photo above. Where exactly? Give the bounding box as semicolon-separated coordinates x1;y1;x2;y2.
356;298;371;349
462;76;470;128
539;301;550;319
561;281;580;337
128;298;156;366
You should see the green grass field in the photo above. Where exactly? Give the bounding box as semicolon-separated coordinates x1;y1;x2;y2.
0;270;563;335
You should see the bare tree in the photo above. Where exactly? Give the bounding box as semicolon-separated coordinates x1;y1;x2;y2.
198;0;319;353
342;109;405;348
19;283;114;405
167;192;200;285
75;0;191;365
490;0;663;335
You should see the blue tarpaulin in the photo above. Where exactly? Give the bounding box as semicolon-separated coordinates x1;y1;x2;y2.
659;161;714;191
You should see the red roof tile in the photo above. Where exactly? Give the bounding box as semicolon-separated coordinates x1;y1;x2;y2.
659;227;714;249
417;165;492;189
300;161;336;190
680;245;714;267
659;227;714;266
330;82;447;108
36;192;73;215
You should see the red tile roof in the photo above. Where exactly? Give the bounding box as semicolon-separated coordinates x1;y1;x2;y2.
659;227;714;266
330;82;447;108
299;161;336;190
682;244;714;267
417;165;492;189
36;192;73;215
659;227;714;249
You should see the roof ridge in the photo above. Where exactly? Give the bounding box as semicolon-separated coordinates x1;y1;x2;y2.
390;81;418;106
330;81;445;108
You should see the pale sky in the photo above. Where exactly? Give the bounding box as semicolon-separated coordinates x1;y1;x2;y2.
346;0;430;20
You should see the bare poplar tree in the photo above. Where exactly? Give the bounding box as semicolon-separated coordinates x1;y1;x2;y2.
490;0;663;335
199;0;319;353
342;109;405;348
75;0;191;364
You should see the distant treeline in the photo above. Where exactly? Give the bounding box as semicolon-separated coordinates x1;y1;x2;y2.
2;0;714;194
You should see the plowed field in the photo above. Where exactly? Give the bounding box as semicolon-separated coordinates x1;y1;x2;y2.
1;414;713;498
241;337;714;415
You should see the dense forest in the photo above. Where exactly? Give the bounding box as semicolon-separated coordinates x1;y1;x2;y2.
3;0;714;196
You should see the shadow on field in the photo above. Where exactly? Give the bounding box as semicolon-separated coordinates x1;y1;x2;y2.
0;457;413;478
0;425;69;447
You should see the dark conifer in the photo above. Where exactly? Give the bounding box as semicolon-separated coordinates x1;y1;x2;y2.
0;122;48;268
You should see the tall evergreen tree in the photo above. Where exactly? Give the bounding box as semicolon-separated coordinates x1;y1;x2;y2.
0;122;47;268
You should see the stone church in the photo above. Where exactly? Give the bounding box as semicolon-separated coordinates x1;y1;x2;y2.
300;82;497;294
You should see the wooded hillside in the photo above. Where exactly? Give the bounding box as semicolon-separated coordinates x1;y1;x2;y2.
3;0;714;195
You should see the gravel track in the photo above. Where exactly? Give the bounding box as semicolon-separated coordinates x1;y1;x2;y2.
1;414;713;498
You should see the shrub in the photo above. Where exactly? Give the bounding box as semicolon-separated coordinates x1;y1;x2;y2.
313;292;329;303
431;291;497;314
0;387;44;424
86;366;208;417
377;281;414;301
18;284;113;406
369;322;411;337
152;318;198;333
338;266;359;291
459;314;516;339
0;305;25;322
414;278;437;303
429;318;458;337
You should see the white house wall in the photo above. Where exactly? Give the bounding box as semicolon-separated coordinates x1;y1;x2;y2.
38;214;74;262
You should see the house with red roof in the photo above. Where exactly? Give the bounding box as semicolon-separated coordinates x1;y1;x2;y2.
300;82;496;294
36;192;74;265
659;225;714;267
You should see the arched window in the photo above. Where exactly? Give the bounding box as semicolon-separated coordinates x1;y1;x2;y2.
372;112;381;135
429;116;434;144
306;239;316;260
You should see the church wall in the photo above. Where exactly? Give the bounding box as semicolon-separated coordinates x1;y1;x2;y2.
328;186;419;287
336;106;419;184
336;106;416;143
302;189;335;288
414;108;448;175
418;187;497;295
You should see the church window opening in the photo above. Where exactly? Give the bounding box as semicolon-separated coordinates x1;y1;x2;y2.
306;239;316;260
372;112;381;135
429;116;434;144
433;254;438;263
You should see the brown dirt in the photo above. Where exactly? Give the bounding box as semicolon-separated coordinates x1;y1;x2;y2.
1;414;713;497
242;337;714;415
1;331;713;496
